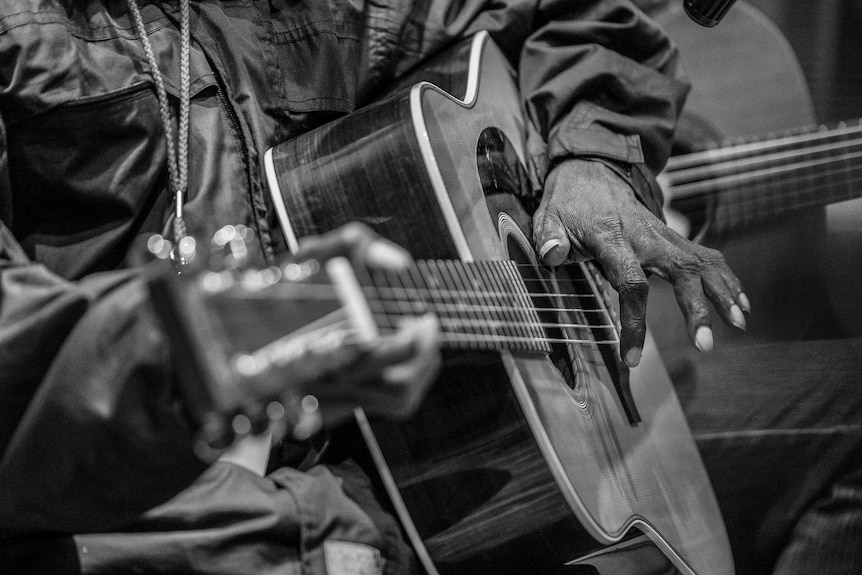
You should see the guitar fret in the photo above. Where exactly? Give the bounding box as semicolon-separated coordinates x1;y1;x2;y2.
510;263;548;350
480;260;524;345
422;261;472;349
367;266;396;331
406;260;433;318
389;264;424;319
465;261;500;341
446;260;491;345
412;261;438;331
502;261;548;350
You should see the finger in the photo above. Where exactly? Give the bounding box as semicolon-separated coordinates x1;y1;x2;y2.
296;222;411;270
381;314;442;417
532;205;574;267
340;315;441;420
715;260;751;314
382;314;441;384
364;237;412;270
342;314;440;382
671;273;714;352
702;270;746;331
295;341;369;383
593;241;649;367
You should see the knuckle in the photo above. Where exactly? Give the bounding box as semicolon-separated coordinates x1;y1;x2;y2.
690;298;711;319
620;265;649;294
341;221;372;242
622;314;646;334
597;216;625;242
698;246;728;267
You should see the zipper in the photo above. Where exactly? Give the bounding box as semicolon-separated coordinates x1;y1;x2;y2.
212;68;276;264
214;76;250;172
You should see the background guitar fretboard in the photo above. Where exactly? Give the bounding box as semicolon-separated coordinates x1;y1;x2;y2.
665;118;862;234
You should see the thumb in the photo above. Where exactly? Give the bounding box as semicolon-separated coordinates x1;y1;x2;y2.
532;207;571;267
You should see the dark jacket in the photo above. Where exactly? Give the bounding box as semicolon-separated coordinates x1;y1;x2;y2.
0;0;687;545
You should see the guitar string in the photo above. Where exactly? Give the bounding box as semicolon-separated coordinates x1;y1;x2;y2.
224;285;618;341
666;133;862;186
249;331;618;355
251;289;616;324
665;119;862;170
433;333;617;346
690;174;862;229
669;163;862;229
366;295;609;315
665;147;862;197
240;318;617;368
234;283;608;308
664;122;862;227
369;310;611;331
235;309;620;353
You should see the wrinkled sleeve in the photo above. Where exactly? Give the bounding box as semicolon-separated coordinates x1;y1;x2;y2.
402;0;690;215
0;112;206;536
516;0;690;214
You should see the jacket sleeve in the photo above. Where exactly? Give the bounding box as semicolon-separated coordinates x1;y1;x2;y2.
516;0;690;215
421;0;690;215
0;113;207;535
517;1;689;171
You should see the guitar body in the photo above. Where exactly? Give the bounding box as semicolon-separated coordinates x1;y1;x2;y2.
266;33;733;575
652;1;862;344
652;1;831;346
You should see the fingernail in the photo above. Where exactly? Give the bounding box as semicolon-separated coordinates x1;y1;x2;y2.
738;292;751;313
729;304;746;331
624;347;642;368
695;326;714;352
538;239;561;261
366;240;412;269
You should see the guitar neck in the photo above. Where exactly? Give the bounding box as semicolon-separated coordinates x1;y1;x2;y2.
162;255;622;407
332;258;621;354
664;119;862;234
351;259;551;353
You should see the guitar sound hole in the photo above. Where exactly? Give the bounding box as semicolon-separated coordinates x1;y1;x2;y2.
475;127;590;411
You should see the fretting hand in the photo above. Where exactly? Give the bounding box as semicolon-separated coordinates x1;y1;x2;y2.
282;223;442;428
532;159;749;367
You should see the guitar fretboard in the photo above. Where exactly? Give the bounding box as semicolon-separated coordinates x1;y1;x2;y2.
352;260;618;354
665;118;862;234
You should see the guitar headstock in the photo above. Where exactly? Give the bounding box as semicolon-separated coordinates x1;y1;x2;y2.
145;226;379;461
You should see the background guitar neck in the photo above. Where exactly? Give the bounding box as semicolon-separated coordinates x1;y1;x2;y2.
664;119;862;235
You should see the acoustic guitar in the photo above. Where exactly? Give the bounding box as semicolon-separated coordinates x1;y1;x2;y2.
648;1;862;356
256;31;733;575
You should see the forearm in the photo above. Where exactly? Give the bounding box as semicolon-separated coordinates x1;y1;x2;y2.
0;224;206;534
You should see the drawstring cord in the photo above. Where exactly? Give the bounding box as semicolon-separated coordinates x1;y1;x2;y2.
126;0;192;263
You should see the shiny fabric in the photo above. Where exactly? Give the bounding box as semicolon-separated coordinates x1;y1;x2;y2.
0;0;688;572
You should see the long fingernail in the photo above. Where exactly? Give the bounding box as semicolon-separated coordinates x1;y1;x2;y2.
738;292;751;313
538;239;561;261
729;304;746;331
624;347;642;368
695;326;714;352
